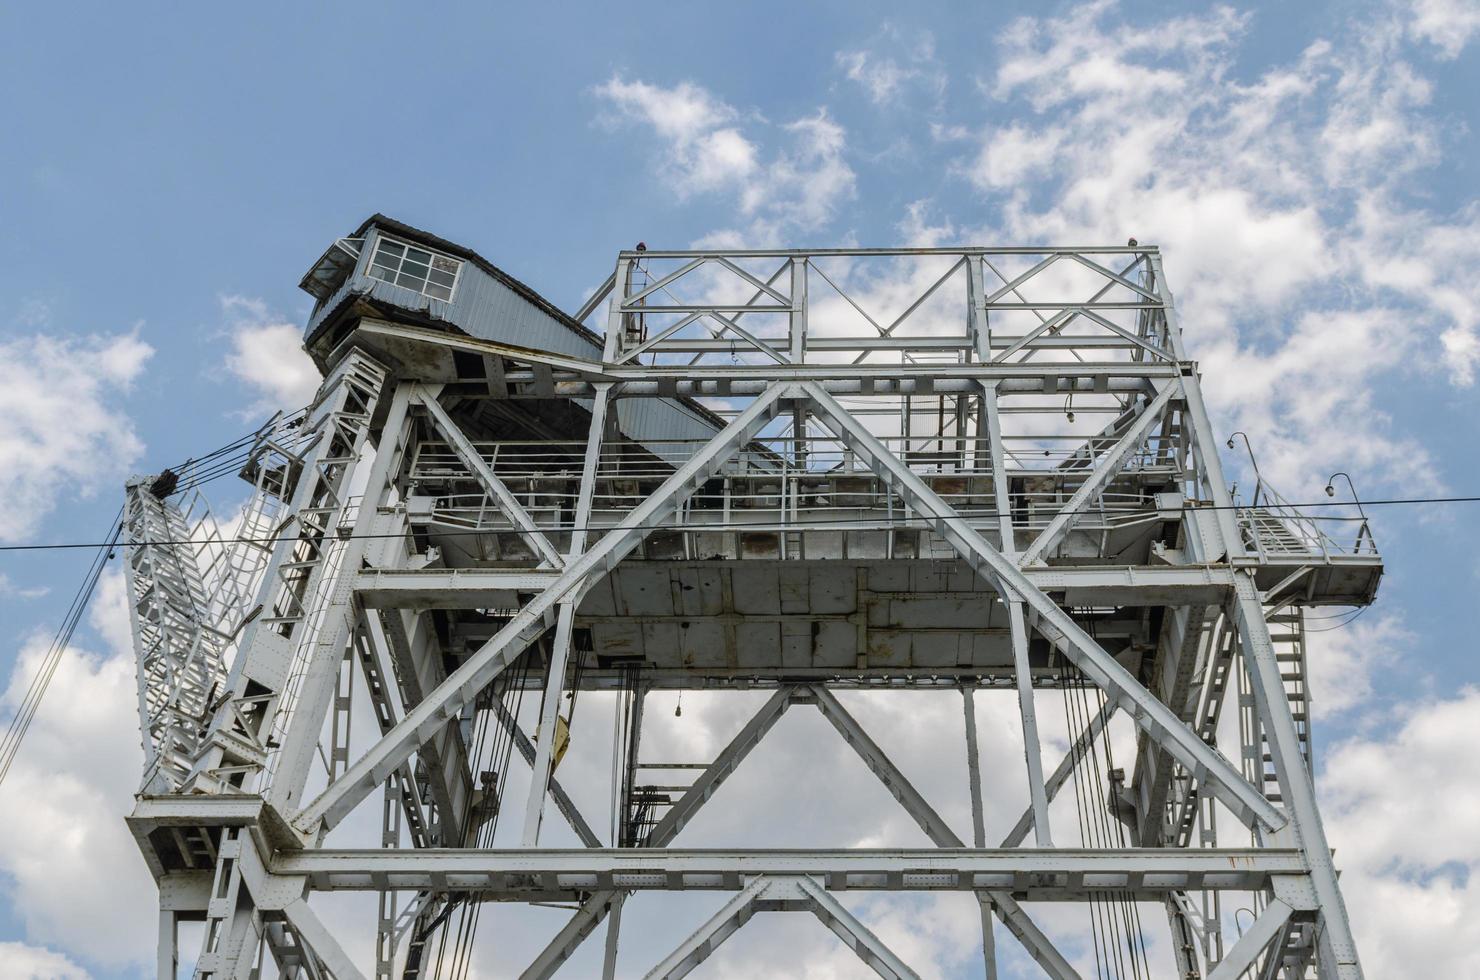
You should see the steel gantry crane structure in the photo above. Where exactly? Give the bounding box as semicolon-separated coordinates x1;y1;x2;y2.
123;215;1382;979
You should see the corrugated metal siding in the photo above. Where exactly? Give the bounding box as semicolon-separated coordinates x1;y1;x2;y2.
304;223;721;459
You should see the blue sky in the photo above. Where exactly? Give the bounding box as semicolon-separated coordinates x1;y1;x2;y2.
1;1;1478;977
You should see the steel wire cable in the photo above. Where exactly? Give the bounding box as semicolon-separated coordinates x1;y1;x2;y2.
0;492;1463;554
1062;660;1112;980
1083;614;1151;979
0;512;121;791
0;410;308;794
1100;682;1152;979
456;655;529;978
1062;615;1151;980
430;651;530;979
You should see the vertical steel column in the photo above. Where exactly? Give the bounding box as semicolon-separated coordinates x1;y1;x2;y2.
157;907;177;980
601;894;626;980
1154;253;1363;977
192;351;388;797
961;687;998;980
267;377;415;813
523;384;612;845
984;386;1053;846
1233;577;1361;979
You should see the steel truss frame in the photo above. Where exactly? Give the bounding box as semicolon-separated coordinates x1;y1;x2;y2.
125;245;1372;980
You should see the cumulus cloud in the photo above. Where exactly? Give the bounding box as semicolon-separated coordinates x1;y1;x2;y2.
0;330;152;543
1321;686;1480;976
1303;613;1410;720
595;76;856;240
221;295;322;414
835;30;946;107
0;569;156;969
960;0;1479;502
0;942;91;980
1408;0;1480;56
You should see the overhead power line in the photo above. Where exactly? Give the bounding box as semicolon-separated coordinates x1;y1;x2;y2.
0;411;307;793
0;512;121;790
0;493;1472;555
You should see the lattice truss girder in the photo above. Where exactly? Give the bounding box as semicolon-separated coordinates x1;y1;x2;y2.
123;246;1375;980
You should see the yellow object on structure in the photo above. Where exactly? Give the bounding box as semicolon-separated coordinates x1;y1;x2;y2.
535;715;571;771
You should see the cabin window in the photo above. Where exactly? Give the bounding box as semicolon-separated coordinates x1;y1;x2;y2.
367;236;462;302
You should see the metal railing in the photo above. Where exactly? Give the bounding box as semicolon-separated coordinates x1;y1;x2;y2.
1234;481;1378;560
588;246;1179;369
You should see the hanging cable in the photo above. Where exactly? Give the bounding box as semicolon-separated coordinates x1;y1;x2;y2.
1061;658;1110;980
1061;611;1152;980
0;511;121;791
0;409;310;794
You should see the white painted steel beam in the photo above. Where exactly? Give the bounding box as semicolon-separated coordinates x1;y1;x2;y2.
1204;899;1293;980
642;876;920;980
640;875;771;980
793;875;921;980
960;688;998;980
415;386;566;569
1001;699;1117;848
518;687;794;979
281;898;368;980
1016;380;1180;567
352;565;1241;609
800;381;1287;834
354;317;1179;384
809;686;1078;980
487;697;601;849
269;847;1306;895
646;688;794;846
523;385;610;845
1232;575;1362;979
292;384;789;835
518;891;623;980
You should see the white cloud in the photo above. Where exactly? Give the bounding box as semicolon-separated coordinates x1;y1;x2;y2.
0;569;156;969
1304;613;1409;719
762;110;857;231
596;75;737;145
837;50;915;104
221;295;322;413
1321;686;1480;976
0;330;152;543
968;123;1064;190
0;942;90;980
594;76;759;195
838;47;945;109
836;28;946;109
1408;0;1480;56
0;573;50;600
594;76;856;240
958;0;1480;506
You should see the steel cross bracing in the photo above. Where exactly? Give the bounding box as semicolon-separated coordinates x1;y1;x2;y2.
121;244;1380;979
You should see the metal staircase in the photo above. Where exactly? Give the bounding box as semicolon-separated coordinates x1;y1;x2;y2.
1241;606;1312;805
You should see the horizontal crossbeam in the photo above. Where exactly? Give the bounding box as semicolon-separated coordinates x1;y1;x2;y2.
271;847;1306;898
355;318;1180;384
800;382;1288;832
290;385;790;835
353;565;1240;610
